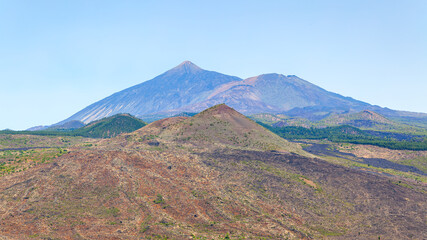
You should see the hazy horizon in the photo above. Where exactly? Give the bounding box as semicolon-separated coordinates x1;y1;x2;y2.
1;0;426;130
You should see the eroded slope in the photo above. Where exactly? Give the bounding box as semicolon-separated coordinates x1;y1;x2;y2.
0;105;426;240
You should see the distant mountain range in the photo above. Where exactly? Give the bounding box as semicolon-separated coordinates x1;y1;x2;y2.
56;61;427;126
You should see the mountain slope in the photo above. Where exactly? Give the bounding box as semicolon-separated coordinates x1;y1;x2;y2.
1;105;426;239
60;61;241;124
162;73;372;115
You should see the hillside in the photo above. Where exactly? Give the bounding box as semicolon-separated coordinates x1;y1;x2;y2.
154;104;307;155
73;114;146;138
1;105;426;239
316;110;421;132
253;110;427;151
252;110;427;135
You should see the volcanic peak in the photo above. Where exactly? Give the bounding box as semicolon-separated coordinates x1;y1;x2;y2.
145;104;309;155
198;103;240;116
173;60;202;73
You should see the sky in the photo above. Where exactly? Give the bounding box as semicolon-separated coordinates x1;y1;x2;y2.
0;0;426;130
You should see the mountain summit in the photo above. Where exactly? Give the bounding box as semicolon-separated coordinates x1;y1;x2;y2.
57;62;426;125
59;62;241;124
172;60;202;73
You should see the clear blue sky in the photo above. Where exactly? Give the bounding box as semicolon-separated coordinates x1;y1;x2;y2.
1;0;426;130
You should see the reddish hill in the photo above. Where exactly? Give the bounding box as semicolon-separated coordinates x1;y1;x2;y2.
0;105;426;239
146;104;307;155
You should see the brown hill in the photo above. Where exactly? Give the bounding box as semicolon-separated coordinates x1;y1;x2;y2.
132;104;308;156
0;105;426;239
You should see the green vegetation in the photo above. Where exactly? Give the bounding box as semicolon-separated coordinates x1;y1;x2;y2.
401;156;427;173
251;110;427;135
0;148;66;176
153;194;165;204
260;123;427;151
140;215;152;233
105;207;120;217
318;153;427;184
0;114;146;139
313;227;345;236
0;134;88;149
73;114;146;138
389;116;427;129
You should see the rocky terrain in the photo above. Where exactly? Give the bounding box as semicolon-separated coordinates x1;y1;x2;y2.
0;105;426;239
